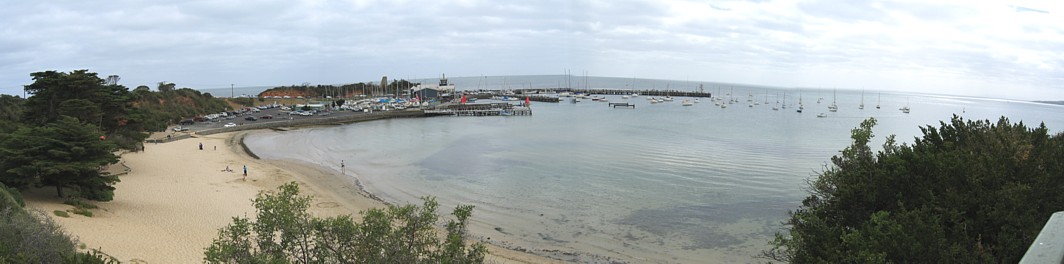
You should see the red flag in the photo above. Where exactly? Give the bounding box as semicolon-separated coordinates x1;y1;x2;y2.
460;94;467;104
525;96;530;106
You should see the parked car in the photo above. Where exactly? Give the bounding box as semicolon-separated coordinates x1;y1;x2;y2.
260;115;273;119
245;116;258;121
173;126;189;132
223;123;237;128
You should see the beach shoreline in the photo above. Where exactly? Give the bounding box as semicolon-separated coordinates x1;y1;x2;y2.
24;130;558;263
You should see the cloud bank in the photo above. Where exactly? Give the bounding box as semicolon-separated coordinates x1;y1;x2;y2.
0;0;1061;100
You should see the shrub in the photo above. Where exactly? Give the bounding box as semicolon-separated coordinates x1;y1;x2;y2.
53;210;70;217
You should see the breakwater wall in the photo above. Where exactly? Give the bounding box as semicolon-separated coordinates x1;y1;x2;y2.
511;88;713;98
196;110;426;136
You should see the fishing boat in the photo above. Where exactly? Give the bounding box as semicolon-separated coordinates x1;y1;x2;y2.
682;99;693;106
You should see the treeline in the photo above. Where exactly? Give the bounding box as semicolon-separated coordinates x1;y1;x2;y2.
129;85;231;132
0;182;117;263
765;116;1064;263
258;79;420;98
0;70;229;202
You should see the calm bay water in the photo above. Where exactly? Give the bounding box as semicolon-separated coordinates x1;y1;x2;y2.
244;81;1064;263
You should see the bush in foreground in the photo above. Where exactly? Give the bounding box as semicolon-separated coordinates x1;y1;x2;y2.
205;182;487;263
764;116;1064;263
0;183;117;263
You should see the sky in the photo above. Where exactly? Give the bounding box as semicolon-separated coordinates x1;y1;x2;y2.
0;0;1061;100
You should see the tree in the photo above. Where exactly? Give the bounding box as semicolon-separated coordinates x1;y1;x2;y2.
0;117;119;200
764;116;1064;263
0;95;23;133
204;182;487;263
157;81;176;92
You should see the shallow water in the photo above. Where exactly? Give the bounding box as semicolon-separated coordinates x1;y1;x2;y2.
245;89;1064;263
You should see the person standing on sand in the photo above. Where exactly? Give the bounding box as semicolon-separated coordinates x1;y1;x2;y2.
243;165;247;180
199;143;203;150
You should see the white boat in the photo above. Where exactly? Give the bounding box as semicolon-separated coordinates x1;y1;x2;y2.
828;89;838;112
876;93;881;109
694;99;701;103
631;93;640;97
900;97;910;113
622;95;630;99
681;99;693;106
859;90;865;110
662;96;674;102
817;113;827;118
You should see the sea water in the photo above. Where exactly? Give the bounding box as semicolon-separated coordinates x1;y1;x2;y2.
244;88;1064;263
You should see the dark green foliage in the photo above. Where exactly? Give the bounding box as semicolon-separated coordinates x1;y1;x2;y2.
53;210;70;218
0;117;119;200
765;116;1064;263
0;95;23;133
205;182;487;264
19;69;149;150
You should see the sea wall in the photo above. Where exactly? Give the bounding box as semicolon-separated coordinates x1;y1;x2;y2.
196;110;426;136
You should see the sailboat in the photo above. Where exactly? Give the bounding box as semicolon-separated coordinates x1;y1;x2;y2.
859;90;865;110
876;93;881;109
900;97;910;113
797;90;804;113
781;92;788;109
828;89;838;112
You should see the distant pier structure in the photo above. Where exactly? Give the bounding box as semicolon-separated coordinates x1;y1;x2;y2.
426;103;532;116
481;88;712;98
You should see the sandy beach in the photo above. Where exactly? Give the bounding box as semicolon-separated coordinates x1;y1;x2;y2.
25;131;557;263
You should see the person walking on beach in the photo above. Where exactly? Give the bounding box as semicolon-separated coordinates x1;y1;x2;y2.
199;143;203;150
243;164;248;180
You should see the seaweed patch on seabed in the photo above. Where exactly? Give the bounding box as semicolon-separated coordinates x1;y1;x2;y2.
616;200;791;249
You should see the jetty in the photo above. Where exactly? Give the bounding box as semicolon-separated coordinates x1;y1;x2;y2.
503;88;712;98
425;103;532;116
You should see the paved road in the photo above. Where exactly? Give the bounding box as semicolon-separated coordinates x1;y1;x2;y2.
181;106;367;133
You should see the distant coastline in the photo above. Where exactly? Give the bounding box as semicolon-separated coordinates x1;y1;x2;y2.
1034;101;1064;106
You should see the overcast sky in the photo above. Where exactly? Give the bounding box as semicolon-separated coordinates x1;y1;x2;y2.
1;0;1061;100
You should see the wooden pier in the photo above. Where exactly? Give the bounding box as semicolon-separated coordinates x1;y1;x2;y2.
609;102;635;108
425;103;532;116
